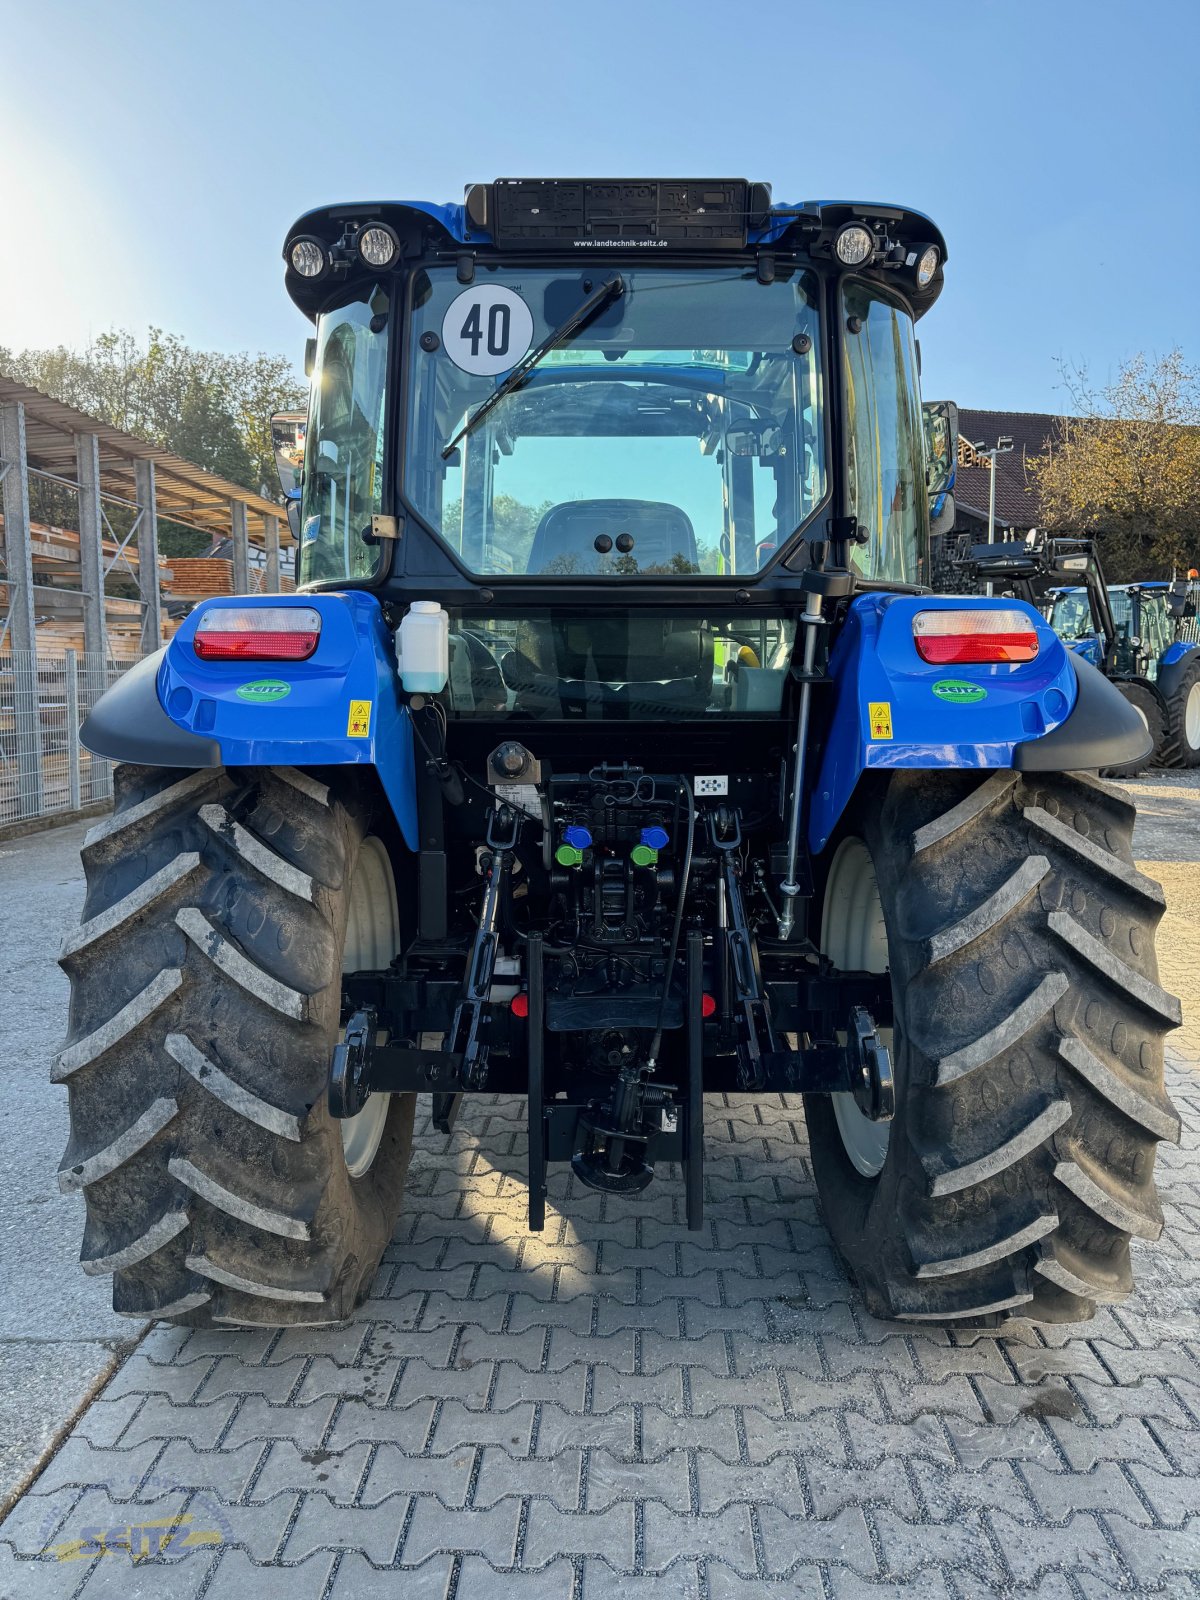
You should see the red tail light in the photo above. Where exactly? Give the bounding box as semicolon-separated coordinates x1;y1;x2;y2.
912;608;1039;665
194;606;321;662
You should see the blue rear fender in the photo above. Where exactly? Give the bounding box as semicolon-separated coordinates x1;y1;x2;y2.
157;592;418;848
809;594;1078;853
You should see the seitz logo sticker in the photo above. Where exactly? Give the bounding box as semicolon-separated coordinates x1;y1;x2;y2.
235;680;291;704
932;679;988;704
868;701;893;740
346;699;372;737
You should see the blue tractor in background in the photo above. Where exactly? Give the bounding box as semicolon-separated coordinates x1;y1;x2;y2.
61;180;1180;1334
1048;577;1200;769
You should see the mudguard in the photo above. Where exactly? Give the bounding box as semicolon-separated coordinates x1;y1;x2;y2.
80;592;419;849
808;594;1147;853
1156;640;1200;702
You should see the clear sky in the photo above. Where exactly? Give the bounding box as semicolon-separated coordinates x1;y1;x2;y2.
1;0;1197;416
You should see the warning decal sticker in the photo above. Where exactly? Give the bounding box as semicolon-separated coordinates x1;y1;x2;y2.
868;702;893;740
347;700;372;738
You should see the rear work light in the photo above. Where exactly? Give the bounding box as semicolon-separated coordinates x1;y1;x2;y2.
193;606;322;662
912;609;1039;665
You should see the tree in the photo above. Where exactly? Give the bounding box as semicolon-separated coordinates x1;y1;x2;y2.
1029;350;1200;581
0;328;306;497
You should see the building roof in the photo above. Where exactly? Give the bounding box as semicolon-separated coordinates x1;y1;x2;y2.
954;408;1064;531
0;375;292;545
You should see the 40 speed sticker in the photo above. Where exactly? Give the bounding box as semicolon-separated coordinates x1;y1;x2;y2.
441;285;534;376
932;679;988;704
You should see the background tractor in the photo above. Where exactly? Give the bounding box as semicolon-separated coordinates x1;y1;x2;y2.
61;179;1179;1331
961;534;1200;770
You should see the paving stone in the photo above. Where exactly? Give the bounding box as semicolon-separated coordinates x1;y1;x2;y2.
403;1496;521;1566
1020;1458;1153;1523
18;1439;164;1500
695;1451;802;1513
523;1500;635;1567
1127;1462;1200;1523
908;1457;1032;1520
194;1356;307;1405
428;1399;536;1454
462;1554;575;1597
0;1485;83;1555
102;1357;213;1405
68;1395;145;1449
988;1509;1126;1588
586;1559;704;1597
203;1547;337;1599
326;1398;436;1452
755;1503;876;1578
1104;1514;1200;1588
147;1441;266;1503
73;1545;219;1598
329;1550;454;1598
807;1459;920;1520
221;1397;337;1453
294;1356;401;1406
283;1493;405;1563
249;1441;372;1506
117;1397;238;1451
585;1447;689;1512
474;1446;583;1510
709;1564;824;1598
534;1404;634;1457
872;1503;1003;1583
643;1502;756;1572
360;1442;476;1508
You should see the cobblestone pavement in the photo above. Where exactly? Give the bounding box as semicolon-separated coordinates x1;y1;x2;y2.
3;789;1199;1599
2;1057;1199;1600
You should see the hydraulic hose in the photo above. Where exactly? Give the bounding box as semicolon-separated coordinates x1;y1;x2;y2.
647;774;695;1068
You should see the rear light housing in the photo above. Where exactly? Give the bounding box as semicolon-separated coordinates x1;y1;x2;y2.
912;608;1039;665
194;606;321;662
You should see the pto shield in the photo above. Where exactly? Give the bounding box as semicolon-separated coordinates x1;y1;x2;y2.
809;594;1078;853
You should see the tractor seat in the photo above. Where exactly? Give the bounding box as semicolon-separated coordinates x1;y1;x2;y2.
526;498;699;576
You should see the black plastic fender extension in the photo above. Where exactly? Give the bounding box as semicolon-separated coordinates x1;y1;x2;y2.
79;649;222;768
1156;645;1200;707
1013;653;1152;773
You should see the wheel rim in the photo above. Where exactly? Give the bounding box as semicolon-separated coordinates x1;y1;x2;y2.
1186;681;1200;750
820;837;892;1178
340;837;401;1178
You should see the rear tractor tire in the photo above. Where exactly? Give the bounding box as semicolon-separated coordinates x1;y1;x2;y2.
56;764;415;1327
807;768;1181;1325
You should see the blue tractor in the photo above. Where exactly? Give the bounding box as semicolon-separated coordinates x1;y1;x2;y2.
1048;577;1200;769
62;181;1180;1330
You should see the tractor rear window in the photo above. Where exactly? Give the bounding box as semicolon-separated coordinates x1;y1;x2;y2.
441;610;796;720
404;265;826;578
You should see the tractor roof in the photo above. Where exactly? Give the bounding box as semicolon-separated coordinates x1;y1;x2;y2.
282;183;947;321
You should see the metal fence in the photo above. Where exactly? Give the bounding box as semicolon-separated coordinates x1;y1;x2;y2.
0;650;132;826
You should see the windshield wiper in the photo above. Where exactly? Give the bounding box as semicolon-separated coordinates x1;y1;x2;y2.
440;274;625;459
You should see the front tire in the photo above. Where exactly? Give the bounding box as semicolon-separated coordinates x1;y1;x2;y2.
1163;660;1200;768
806;769;1181;1324
1103;681;1164;776
56;764;415;1327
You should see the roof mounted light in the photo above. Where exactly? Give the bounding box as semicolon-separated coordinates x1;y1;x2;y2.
913;243;940;289
289;237;329;280
358;223;400;269
833;222;875;267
